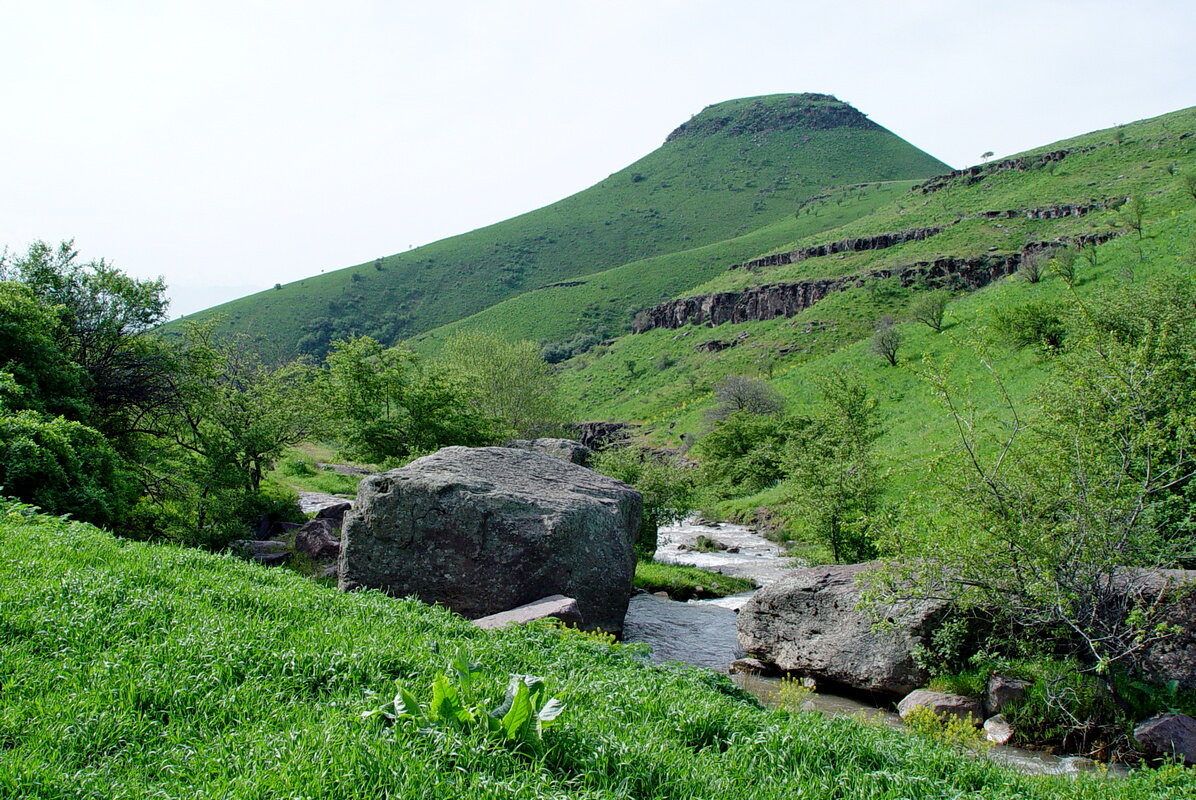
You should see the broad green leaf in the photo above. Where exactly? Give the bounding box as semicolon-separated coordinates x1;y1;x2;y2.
430;674;461;723
397;686;423;719
501;681;532;740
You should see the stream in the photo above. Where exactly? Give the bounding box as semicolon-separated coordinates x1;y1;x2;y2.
621;518;1127;777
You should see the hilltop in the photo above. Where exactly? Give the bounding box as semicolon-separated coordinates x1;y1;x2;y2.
175;94;949;358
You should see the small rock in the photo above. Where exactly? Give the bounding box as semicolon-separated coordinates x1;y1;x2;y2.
255;551;292;567
1134;713;1196;766
986;675;1031;714
472;595;583;631
315;501;353;529
316;563;340;580
230;539;290;557
652;591;670;598
729;657;772;675
898;690;983;725
983;714;1014;745
295;518;341;561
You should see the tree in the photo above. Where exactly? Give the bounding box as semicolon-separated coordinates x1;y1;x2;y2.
706;375;784;422
325;336;496;464
697;410;798;496
1122;194;1147;240
909;290;950;332
783;370;884;562
870;316;901;366
981;151;994;163
437;332;567;440
592;446;696;559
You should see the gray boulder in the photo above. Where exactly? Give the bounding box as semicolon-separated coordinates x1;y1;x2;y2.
315;501;354;529
983;714;1014;745
986;675;1031;715
503;438;595;466
736;563;948;695
338;446;641;632
898;690;983;725
1133;713;1196;765
295;518;341;561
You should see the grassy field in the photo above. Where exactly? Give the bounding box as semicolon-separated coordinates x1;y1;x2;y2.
169;94;948;360
4;501;1194;798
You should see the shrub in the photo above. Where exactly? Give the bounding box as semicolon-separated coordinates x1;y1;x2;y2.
870;316;901;366
991;300;1067;351
909;290;950;332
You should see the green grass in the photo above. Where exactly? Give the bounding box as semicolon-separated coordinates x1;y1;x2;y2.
633;560;755;600
270;447;367;497
556;105;1196;518
3;501;1194;798
167;94;948;359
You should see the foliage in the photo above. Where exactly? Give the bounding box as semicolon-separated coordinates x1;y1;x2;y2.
362;656;566;754
706;375;785;421
697;410;797;496
776;676;817;712
0;407;137;527
591;446;697;558
991;299;1068;352
782;370;885;562
323;336;498;464
436;331;568;439
901;705;987;750
632;560;754;600
875;275;1196;688
909;289;950;332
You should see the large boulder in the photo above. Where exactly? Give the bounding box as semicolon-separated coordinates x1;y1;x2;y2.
1134;713;1196;766
736;563;948;695
503;438;594;466
338;446;641;632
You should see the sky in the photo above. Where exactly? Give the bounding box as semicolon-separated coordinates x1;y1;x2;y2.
3;1;1193;317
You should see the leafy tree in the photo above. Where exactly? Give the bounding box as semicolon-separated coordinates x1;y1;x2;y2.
782;370;884;562
1122;194;1147;239
325;336;496;464
592;446;696;559
697;410;797;496
909;289;950;332
0;283;89;419
992;300;1067;352
437;332;567;440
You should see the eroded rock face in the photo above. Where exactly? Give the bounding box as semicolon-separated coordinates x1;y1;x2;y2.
338;447;641;633
736;563;948;696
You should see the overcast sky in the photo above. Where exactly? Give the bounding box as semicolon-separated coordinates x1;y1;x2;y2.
4;1;1193;317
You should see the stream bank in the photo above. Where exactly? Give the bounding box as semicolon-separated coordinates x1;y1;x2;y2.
622;518;1129;777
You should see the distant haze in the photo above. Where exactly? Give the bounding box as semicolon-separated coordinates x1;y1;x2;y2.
3;0;1193;317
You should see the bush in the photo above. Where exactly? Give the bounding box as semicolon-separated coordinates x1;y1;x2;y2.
0;409;137;528
591;446;696;559
697;411;796;496
991;300;1067;351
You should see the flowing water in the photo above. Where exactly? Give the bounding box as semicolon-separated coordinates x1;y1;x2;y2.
623;518;1129;777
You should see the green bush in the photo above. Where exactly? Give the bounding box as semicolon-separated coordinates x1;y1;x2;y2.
991;299;1068;351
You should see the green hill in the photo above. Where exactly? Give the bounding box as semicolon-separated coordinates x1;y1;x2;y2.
175;94;949;358
551;105;1196;516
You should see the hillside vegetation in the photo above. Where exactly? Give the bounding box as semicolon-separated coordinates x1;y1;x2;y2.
175;94;948;359
3;501;1192;799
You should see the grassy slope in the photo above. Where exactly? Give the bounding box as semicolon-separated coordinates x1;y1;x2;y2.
412;181;916;351
173;94;948;358
3;505;1192;798
557;107;1196;504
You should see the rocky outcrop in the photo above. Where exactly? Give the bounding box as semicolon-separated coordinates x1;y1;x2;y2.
912;147;1102;194
727;227;943;272
633;234;1123;333
568;421;635;451
503;438;594;466
736;563;948;696
898;690;983;724
1134;713;1196;766
295;518;341;561
970;200;1121;221
665;94;878;142
338;446;642;633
